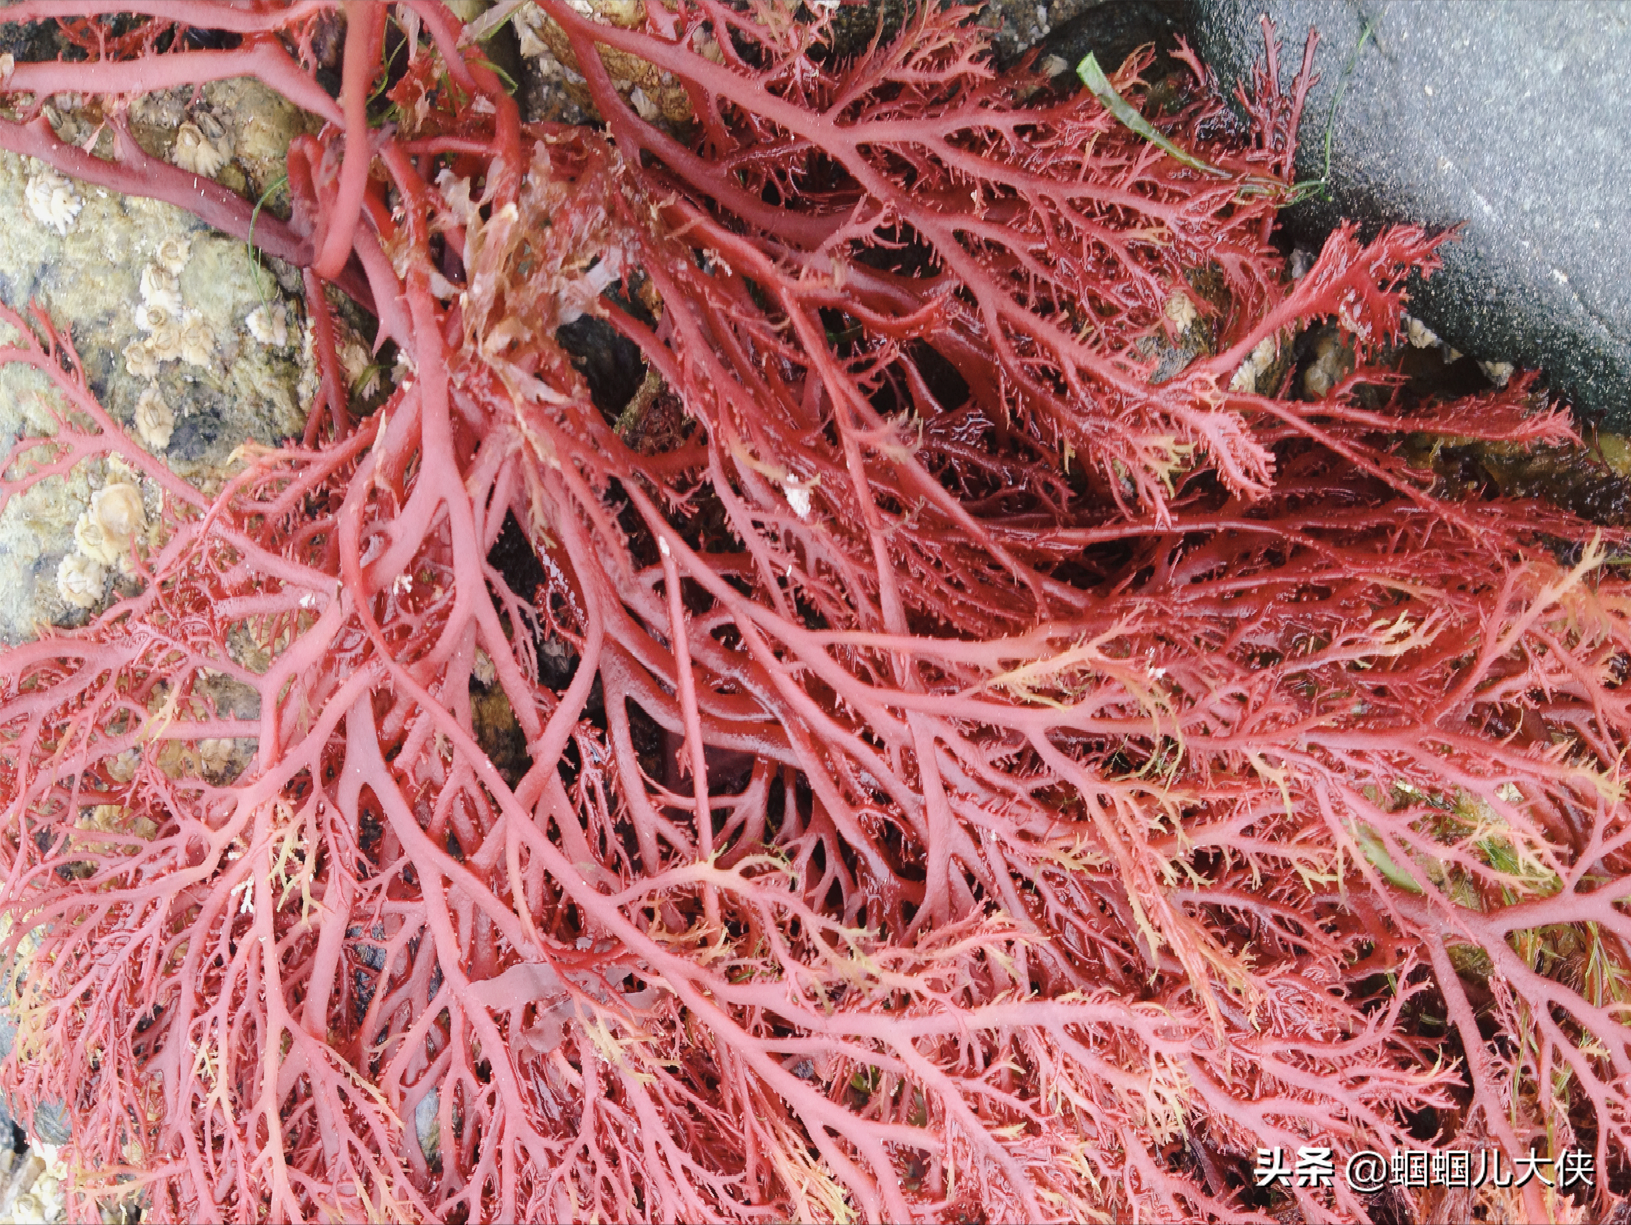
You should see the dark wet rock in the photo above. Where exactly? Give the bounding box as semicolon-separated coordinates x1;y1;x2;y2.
1177;0;1631;426
1030;0;1188;78
29;1100;69;1146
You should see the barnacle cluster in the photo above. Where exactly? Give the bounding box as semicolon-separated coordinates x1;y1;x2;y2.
171;119;229;177
1229;334;1281;394
23;163;82;235
54;553;105;610
54;479;148;610
5;1141;69;1224
196;737;235;776
77;802;158;846
121;233;215;441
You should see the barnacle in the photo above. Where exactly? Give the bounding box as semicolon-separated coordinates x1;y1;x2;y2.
1405;314;1441;349
154;234;192;276
1164;290;1200;332
197;738;235;776
16;1146;66;1222
339;337;379;397
94;483;147;543
135;300;174;334
107;748;141;784
79;804;123;833
123;339;160;379
78;804;158;845
75;482;147;566
73;512;112;565
1302;328;1354;399
147;319;184;363
55;553;105;609
1229;334;1279;394
172;121;228;176
139;264;184;317
24;166;82;235
178;313;214;367
245;302;289;348
296;316;321;409
134;387;175;451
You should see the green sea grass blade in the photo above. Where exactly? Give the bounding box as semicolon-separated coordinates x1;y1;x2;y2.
1076;53;1232;180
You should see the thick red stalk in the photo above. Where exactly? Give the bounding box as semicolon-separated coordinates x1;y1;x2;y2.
311;1;386;279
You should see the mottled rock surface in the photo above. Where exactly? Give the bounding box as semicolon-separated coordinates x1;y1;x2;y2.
0;79;316;645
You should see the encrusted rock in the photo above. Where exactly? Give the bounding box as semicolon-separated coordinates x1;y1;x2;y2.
0;150;310;642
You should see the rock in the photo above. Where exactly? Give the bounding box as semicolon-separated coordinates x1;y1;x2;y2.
0;85;318;645
1029;0;1189;79
25;1104;66;1148
1175;0;1631;426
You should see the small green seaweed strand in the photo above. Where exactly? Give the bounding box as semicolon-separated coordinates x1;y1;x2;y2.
1291;17;1377;205
246;174;289;306
1076;53;1234;180
1078;18;1376;207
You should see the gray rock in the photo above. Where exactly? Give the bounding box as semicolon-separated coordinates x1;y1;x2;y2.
0;79;320;645
1032;0;1188;77
1176;0;1631;426
29;1099;68;1146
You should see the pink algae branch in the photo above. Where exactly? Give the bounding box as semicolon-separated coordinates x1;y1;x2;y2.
0;1;1626;1222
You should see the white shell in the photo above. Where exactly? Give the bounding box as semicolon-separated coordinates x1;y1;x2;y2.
1229;335;1280;395
146;319;184;364
135;300;174;334
24;167;83;235
154;234;192;276
245;302;289;348
134;387;175;451
76;482;147;565
107;748;141;783
124;339;160;379
139;264;183;316
172;122;228;176
178;313;214;367
1404;314;1441;350
56;553;106;608
198;737;234;775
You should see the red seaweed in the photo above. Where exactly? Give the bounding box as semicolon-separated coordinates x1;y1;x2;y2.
0;3;1625;1221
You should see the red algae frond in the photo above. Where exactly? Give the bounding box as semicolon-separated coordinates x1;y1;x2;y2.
0;4;1624;1223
